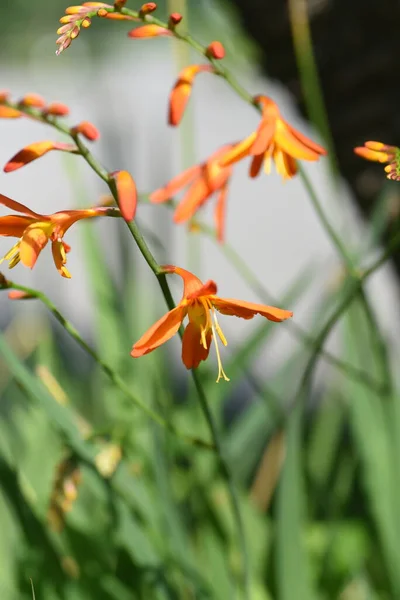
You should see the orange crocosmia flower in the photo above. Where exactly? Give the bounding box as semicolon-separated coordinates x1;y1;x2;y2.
131;265;292;382
0;194;118;278
4;141;77;173
150;145;234;242
169;65;213;126
220;95;327;180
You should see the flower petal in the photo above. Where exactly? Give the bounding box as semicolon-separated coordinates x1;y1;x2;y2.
112;170;137;221
131;305;186;357
249;154;264;178
52;240;71;278
4;141;77;173
249;118;276;156
173;177;211;223
0;215;34;237
274;147;298;180
219;133;257;167
286;121;327;156
19;224;52;268
168;65;212;126
214;182;228;243
212;297;293;322
163;265;215;299
275;120;323;161
150;164;201;203
182;322;211;369
0;194;44;218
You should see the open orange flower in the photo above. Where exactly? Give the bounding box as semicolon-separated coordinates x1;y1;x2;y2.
131;265;293;382
0;194;118;278
220;95;327;180
354;141;400;181
150;145;234;242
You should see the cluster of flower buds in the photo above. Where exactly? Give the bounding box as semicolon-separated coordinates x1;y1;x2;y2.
354;141;400;181
0;91;70;119
56;2;113;54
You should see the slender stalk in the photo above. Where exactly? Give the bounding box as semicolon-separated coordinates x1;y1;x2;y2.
191;368;250;598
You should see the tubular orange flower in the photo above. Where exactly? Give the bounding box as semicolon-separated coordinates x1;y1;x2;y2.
150;145;234;242
0;194;119;278
354;140;400;181
169;64;213;126
4;141;77;173
131;265;292;382
220;95;327;180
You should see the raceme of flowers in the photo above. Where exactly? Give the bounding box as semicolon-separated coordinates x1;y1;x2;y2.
0;1;394;381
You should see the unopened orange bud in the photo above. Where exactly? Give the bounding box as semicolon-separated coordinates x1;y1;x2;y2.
4;141;77;173
169;65;213;126
111;170;137;221
0;106;22;119
71;121;100;141
128;24;172;38
114;0;127;7
97;8;108;16
139;2;157;15
206;41;225;60
81;17;91;28
44;102;70;117
8;290;34;300
70;26;80;40
0;91;10;102
168;12;182;27
19;93;46;108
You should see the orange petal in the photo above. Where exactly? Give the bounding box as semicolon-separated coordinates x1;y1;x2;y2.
0;215;34;237
286;121;327;156
128;25;172;38
163;265;213;299
249;154;264;178
181;322;211;369
186;279;218;301
173;177;211;223
219;133;257;167
273;147;298;180
275;120;323;161
131;305;186;357
0;194;44;218
4;141;77;173
0;106;22;119
19;224;52;268
212;297;293;322
51;240;71;278
214;183;228;243
150;164;201;203
249;118;276;156
112;170;137;221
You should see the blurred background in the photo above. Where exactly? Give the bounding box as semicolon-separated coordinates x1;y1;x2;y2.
0;0;400;598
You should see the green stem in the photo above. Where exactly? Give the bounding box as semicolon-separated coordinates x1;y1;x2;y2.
191;368;250;598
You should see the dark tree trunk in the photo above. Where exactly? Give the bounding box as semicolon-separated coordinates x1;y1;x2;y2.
227;0;400;274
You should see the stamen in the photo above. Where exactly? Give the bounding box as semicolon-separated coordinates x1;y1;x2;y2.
210;321;230;383
0;240;21;268
200;327;208;350
212;311;228;346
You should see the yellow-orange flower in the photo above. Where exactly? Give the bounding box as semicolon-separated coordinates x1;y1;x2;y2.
220;95;327;180
131;265;292;382
0;194;118;278
169;65;213;126
354;140;400;181
150;145;234;242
